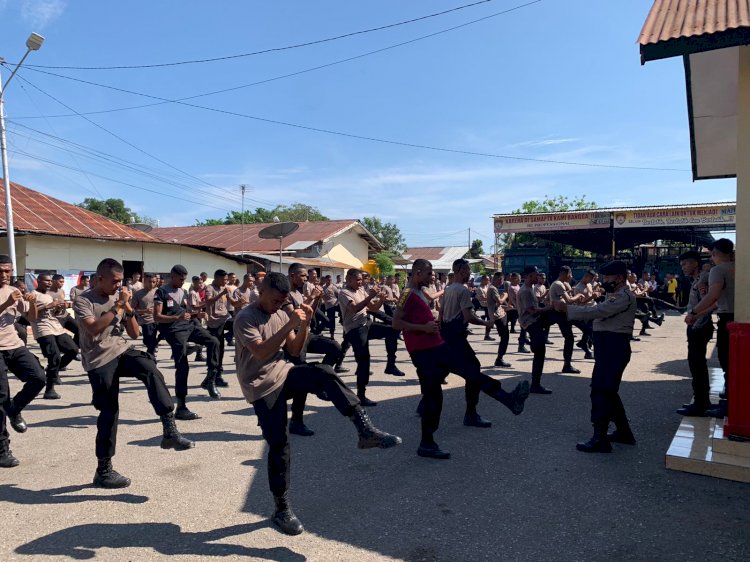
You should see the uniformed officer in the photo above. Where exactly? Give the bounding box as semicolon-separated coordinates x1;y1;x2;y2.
553;261;637;453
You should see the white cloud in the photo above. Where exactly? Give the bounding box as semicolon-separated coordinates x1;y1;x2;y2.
21;0;66;28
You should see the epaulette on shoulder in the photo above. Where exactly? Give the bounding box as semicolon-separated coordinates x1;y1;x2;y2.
397;287;411;308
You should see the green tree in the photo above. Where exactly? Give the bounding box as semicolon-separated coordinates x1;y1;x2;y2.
466;239;484;259
500;195;598;256
78;198;157;226
373;252;395;277
360;217;407;254
196;203;328;226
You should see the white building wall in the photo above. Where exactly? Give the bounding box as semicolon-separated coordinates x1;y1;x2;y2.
22;235;244;277
323;228;369;268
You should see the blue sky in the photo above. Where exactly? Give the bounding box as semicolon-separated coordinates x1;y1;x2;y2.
0;0;737;252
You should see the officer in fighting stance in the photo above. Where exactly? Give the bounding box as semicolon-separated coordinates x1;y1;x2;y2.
553;261;637;453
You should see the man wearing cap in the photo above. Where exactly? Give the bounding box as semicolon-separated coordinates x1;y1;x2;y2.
154;265;220;420
553;260;637;453
676;251;715;416
518;266;553;393
686;238;734;418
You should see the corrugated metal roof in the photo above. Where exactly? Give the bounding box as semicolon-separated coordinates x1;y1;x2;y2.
0;179;158;242
153;220;382;253
401;246;469;270
492;201;735;218
639;0;750;61
241;252;354;271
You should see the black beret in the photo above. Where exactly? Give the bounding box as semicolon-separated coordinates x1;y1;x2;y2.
599;260;627;277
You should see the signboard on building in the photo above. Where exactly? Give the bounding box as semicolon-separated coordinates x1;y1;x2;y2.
494;211;610;233
613;205;736;229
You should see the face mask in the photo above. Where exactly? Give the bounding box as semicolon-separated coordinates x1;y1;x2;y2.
601;281;618;293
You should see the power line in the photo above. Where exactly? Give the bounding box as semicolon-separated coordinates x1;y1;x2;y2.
7;147;235;214
18;0;497;70
12;1;542;121
10;71;264;207
14;64;688;173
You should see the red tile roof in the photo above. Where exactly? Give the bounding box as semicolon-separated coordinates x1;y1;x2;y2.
0;179;158;242
153;220;382;253
639;0;750;62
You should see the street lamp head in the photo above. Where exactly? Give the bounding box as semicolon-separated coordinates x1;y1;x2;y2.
26;33;45;51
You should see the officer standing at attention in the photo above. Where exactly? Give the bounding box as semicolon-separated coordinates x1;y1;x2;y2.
553;261;637;453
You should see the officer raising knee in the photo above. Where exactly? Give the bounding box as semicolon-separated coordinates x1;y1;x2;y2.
553;261;637;453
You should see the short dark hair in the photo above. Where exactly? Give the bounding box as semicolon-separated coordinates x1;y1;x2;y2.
559;266;572;275
262;272;290;293
96;258;124;277
244;273;253;280
171;264;188;276
0;254;11;264
37;272;51;280
452;258;468;273
200;272;207;276
493;271;504;280
710;238;734;255
81;275;90;281
52;274;64;281
346;269;362;280
288;263;306;275
679;250;702;263
214;269;227;277
144;272;155;280
411;259;431;274
192;275;200;282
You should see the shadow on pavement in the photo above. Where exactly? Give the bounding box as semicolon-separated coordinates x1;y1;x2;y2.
128;430;264;447
14;522;306;561
0;483;148;505
31;415;156;430
238;374;750;561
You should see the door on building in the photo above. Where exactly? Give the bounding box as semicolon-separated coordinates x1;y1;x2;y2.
122;261;143;281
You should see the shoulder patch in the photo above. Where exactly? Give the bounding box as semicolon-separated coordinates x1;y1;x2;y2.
397;287;411;308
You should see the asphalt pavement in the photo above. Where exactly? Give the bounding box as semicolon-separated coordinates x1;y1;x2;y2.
1;311;748;561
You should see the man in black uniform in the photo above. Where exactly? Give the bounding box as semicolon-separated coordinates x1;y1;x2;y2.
234;272;401;535
74;259;193;487
282;263;347;436
0;255;45;468
154;264;220;420
553;261;637;453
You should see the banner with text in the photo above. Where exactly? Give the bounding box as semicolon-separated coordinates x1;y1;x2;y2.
494;211;610;233
613;205;736;229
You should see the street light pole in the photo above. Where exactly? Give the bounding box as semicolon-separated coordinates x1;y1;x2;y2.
0;32;45;280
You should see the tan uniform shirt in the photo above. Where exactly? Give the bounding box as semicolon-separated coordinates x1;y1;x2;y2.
30;291;65;339
339;287;371;334
204;284;230;328
0;285;29;350
131;288;156;325
234;303;293;405
73;289;131;370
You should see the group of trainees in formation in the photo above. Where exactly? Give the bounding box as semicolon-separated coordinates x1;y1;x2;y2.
0;253;665;536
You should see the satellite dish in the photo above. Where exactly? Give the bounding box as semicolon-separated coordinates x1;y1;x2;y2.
258;222;299;268
258;222;299;239
128;222;154;233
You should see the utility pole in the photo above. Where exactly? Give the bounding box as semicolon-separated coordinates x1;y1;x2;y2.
240;184;246;258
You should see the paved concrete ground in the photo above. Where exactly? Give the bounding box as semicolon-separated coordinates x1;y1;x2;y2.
1;312;748;561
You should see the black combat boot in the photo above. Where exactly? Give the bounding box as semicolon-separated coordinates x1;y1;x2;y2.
214;372;229;387
562;363;581;374
529;376;552;395
43;380;61;400
495;380;530;415
272;493;304;535
608;426;636;445
175;397;201;420
357;390;377;407
384;360;405;377
350;406;402;449
93;458;131;488
463;411;492;428
289;418;315;437
194;351;206;362
9;411;27;433
160;411;195;450
576;427;612;453
200;372;221;398
417;441;451;460
0;440;20;468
